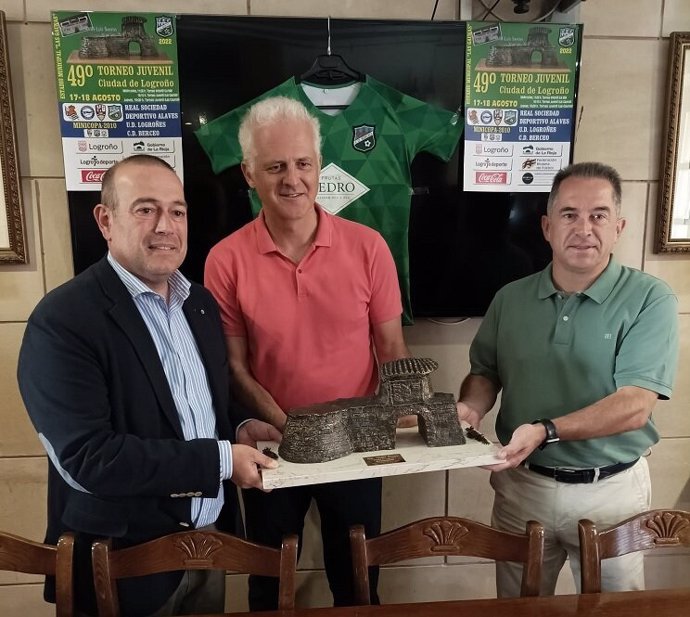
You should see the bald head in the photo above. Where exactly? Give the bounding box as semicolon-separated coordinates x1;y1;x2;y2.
100;155;176;210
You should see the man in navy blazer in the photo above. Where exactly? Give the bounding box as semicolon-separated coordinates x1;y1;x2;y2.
18;155;280;616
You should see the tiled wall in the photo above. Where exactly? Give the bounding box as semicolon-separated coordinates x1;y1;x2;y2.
0;1;688;613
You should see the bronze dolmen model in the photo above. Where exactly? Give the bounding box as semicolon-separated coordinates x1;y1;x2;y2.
278;357;465;463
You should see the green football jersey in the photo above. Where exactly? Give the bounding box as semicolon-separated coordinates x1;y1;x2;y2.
196;76;464;324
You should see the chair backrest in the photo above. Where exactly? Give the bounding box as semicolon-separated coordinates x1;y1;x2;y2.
579;509;690;593
0;531;74;617
350;516;544;604
92;530;298;617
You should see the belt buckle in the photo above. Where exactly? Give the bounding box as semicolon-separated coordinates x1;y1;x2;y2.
555;467;594;483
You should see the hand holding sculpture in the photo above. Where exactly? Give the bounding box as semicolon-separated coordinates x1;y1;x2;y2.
231;443;279;490
237;418;283;447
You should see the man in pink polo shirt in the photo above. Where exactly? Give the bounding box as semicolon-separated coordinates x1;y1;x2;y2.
204;96;409;610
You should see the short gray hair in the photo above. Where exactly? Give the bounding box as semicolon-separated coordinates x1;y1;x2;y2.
547;161;622;215
238;96;321;170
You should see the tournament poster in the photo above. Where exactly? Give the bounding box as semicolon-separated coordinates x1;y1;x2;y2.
52;11;182;190
464;21;581;192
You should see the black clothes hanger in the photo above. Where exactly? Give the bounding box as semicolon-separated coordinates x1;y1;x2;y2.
299;17;363;86
300;54;362;85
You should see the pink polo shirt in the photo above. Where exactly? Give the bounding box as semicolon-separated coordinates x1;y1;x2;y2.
204;207;402;412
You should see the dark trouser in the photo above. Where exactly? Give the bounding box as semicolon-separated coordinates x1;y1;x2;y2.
242;478;382;610
76;570;225;617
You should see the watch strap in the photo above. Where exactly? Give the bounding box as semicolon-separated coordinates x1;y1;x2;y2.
532;418;559;449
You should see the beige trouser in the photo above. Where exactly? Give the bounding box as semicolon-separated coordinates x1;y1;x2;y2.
490;457;651;597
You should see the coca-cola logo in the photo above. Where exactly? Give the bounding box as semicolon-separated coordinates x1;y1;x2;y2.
475;172;508;184
81;169;106;183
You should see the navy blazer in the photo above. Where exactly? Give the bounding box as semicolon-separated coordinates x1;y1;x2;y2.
18;257;246;616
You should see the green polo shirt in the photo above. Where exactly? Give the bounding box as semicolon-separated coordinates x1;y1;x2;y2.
470;259;678;468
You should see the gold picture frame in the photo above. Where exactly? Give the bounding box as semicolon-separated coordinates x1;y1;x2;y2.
0;10;26;264
656;32;690;253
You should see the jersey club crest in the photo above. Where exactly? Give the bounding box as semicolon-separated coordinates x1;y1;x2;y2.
352;125;376;153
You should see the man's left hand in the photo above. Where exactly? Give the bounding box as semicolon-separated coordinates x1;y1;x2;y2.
237;419;283;447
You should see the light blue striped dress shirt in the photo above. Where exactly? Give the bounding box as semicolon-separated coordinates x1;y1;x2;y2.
108;254;232;528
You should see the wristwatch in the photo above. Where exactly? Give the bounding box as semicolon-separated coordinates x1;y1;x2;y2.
532;418;559;449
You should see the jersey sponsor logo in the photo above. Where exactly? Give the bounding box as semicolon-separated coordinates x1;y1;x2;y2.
352;125;376;153
316;162;370;214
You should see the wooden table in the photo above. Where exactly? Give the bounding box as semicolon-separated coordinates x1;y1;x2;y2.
202;588;690;617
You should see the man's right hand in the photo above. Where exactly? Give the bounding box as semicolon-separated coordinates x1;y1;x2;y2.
231;444;278;491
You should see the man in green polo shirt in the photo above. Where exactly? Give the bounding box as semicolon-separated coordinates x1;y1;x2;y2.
456;161;678;597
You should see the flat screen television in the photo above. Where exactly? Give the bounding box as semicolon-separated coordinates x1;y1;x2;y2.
67;15;579;318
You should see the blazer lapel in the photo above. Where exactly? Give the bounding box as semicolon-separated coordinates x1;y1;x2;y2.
94;259;184;438
183;291;232;440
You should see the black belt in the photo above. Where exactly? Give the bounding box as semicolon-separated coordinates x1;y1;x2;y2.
522;458;638;484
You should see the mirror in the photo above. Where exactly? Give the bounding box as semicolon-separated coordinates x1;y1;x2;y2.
0;10;26;264
656;32;690;253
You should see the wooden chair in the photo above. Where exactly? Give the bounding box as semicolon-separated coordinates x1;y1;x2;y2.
92;530;298;617
350;516;544;604
579;509;690;593
0;531;74;617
